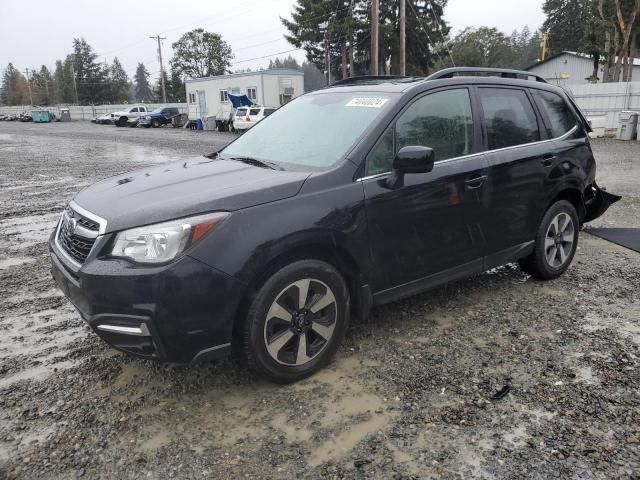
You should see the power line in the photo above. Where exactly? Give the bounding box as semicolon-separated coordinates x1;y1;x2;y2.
427;0;455;66
231;48;303;65
406;0;445;67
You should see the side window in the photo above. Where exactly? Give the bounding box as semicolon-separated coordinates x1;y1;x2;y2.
530;89;577;138
478;88;540;149
130;107;139;113
367;88;474;175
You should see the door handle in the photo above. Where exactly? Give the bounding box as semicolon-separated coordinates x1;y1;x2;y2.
465;174;488;189
541;155;557;167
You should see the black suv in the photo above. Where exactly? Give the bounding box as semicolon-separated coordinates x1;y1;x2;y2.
49;68;619;383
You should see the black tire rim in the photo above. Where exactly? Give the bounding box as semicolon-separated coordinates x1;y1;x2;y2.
263;278;337;366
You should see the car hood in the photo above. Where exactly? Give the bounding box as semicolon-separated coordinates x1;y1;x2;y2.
73;157;311;233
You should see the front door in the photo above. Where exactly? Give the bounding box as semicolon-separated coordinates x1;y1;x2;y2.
362;88;489;298
197;90;207;118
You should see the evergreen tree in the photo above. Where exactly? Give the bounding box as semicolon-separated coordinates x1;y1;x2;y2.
543;0;592;54
1;63;29;105
71;38;109;103
134;63;154;102
282;0;449;78
52;58;76;104
31;65;54;105
109;57;130;103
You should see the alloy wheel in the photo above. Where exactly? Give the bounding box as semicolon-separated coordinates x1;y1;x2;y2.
263;278;337;366
544;212;575;268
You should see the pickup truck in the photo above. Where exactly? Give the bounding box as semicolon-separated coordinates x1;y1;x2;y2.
138;107;181;128
112;105;149;127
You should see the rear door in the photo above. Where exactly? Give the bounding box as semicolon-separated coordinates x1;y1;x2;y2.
362;87;489;297
477;86;553;265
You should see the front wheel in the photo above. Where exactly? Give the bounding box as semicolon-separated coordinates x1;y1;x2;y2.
241;260;349;383
151;119;160;128
519;200;579;280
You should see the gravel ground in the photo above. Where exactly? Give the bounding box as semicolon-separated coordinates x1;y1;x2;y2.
0;122;638;479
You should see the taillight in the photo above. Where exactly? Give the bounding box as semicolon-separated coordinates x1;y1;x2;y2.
245;116;251;121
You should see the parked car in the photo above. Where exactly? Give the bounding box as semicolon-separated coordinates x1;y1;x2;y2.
233;105;277;131
111;105;149;127
49;68;620;383
138;107;181;128
92;112;114;125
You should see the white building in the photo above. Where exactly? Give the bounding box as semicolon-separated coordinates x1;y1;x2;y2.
526;51;640;86
185;69;304;122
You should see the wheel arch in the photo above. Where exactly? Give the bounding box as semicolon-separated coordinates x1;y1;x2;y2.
231;242;367;342
544;187;586;224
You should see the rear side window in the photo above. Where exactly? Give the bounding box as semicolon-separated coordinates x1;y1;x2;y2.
530;89;577;138
478;88;540;150
249;108;261;116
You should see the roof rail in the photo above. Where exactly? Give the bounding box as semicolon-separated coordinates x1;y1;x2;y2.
330;75;413;86
427;67;548;83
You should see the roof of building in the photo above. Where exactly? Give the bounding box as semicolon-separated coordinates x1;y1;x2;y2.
526;51;640;71
185;68;304;84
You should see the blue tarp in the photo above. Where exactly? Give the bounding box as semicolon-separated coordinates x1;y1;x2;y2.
228;93;255;108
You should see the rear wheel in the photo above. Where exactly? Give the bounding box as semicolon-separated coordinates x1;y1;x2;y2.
151;118;161;128
242;260;349;383
519;200;579;280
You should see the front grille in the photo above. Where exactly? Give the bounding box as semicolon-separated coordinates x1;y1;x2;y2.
57;206;101;265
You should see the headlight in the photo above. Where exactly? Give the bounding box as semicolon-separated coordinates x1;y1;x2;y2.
110;212;229;264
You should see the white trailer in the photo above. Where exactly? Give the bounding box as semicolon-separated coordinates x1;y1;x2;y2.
185;69;304;129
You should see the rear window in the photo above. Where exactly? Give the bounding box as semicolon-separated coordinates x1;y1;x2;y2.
530;89;577;138
236;108;247;116
249;108;261;116
478;88;540;150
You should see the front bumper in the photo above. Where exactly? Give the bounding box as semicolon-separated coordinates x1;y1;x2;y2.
49;232;246;363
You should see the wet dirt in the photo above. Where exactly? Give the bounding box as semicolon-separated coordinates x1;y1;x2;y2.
0;122;639;478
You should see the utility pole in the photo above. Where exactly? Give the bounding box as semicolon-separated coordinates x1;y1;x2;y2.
150;35;167;103
23;69;34;106
323;24;331;86
70;57;80;105
371;0;379;75
540;31;548;62
399;0;406;76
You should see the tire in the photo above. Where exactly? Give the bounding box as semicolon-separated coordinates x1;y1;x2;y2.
242;259;350;384
151;119;161;128
143;124;151;128
116;117;127;127
518;200;579;280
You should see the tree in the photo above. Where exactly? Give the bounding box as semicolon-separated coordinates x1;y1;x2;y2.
134;63;154;102
31;65;54;105
510;26;544;69
1;63;29;105
109;57;130;103
302;61;326;91
268;55;301;69
71;38;108;103
448;27;515;68
52;58;76;104
170;28;233;78
282;0;450;79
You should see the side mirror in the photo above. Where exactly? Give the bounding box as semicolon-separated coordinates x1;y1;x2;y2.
393;146;435;174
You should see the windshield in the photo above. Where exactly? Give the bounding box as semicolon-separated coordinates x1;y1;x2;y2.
222;91;397;170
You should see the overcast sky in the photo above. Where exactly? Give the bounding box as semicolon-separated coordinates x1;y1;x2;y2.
1;0;545;79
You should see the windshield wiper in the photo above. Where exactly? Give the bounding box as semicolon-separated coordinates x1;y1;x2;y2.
229;156;284;171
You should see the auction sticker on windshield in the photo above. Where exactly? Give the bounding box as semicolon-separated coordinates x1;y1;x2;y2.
345;97;389;108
